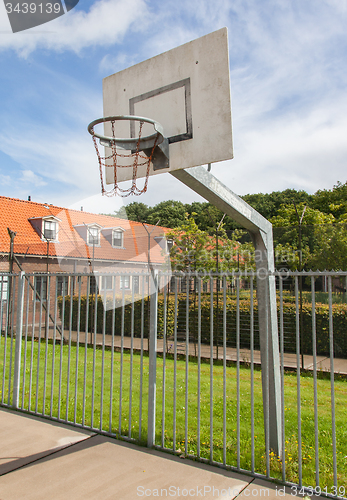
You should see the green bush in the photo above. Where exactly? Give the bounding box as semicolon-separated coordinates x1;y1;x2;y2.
58;293;347;358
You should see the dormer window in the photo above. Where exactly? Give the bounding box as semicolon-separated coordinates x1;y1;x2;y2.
100;226;125;248
43;220;56;240
112;230;123;248
29;215;60;242
88;227;100;246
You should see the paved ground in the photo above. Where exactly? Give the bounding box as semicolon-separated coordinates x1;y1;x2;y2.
0;407;312;500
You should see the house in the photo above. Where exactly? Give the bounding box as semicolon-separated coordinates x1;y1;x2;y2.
0;196;170;304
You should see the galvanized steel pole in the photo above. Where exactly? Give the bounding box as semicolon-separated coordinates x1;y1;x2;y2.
171;165;282;455
147;269;158;447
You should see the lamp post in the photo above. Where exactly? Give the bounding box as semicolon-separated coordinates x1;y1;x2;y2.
206;209;226;360
293;202;306;370
137;216;160;353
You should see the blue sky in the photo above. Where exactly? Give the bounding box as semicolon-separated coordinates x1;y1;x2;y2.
0;0;347;213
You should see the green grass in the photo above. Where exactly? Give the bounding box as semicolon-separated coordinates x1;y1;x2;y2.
1;335;347;492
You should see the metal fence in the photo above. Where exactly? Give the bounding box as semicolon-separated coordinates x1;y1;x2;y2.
0;270;346;498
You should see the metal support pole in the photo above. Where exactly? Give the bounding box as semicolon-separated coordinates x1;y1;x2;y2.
13;271;25;408
147;269;158;447
171;166;282;455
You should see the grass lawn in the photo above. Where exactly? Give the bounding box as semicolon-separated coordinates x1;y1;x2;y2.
1;336;347;492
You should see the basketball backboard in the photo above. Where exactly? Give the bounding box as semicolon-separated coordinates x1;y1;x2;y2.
101;27;233;184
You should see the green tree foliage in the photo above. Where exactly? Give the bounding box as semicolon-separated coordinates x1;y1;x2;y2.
309;223;347;271
270;203;343;270
107;181;347;271
242;189;313;220
311;181;347;220
146;200;187;227
165;213;213;273
113;202;150;222
166;213;255;273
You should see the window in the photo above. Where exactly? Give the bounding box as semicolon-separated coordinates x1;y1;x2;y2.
101;276;113;290
88;227;99;246
57;276;68;296
120;275;130;290
133;276;139;294
112;230;123;247
0;276;8;301
43;220;57;240
35;276;47;301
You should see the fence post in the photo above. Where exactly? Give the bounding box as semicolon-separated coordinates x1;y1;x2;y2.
147;270;158;447
253;230;282;456
13;271;25;408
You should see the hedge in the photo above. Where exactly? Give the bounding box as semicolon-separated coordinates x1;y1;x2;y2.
58;294;347;358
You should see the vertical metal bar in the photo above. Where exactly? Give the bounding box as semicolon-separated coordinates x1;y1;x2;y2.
236;274;240;470
91;283;98;429
279;275;286;482
139;275;145;441
250;274;255;473
118;280;125;435
74;276;82;425
173;276;178;452
42;274;51;415
100;283;106;431
50;276;58;418
210;276;214;463
8;275;17;406
0;276;4;347
13;272;25;408
223;275;227;466
128;279;135;439
21;278;30;410
328;276;337;488
35;277;43;414
147;270;158;448
197;277;201;458
295;276;302;487
1;275;10;406
311;276;319;488
264;276;270;478
185;274;189;455
161;278;168;449
65;277;73;422
29;276;37;412
58;278;65;420
82;276;90;427
109;281;116;434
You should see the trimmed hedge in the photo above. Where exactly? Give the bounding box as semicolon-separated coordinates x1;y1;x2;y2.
58;294;347;358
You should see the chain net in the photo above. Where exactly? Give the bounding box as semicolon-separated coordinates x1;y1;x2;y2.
91;120;160;198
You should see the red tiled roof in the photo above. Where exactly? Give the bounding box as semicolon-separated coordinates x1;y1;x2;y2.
0;196;168;264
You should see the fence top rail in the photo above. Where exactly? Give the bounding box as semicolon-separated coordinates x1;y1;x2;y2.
2;270;347;279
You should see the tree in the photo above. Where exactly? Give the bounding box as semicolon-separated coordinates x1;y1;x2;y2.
166;213;213;273
311;181;347;219
270;203;336;270
309;223;347;271
166;213;255;274
146;200;187;228
242;189;313;220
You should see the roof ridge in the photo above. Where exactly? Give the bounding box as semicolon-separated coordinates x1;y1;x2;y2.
0;196;168;231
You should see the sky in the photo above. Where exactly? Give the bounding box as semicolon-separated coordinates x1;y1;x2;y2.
0;0;346;214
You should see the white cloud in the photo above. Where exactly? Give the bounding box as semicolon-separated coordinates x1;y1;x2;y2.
69;192;124;214
20;169;47;186
0;0;148;55
0;174;11;186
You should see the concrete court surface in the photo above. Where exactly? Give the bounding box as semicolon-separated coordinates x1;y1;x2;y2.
0;407;305;500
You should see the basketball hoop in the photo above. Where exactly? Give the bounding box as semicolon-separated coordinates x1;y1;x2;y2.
88;115;169;197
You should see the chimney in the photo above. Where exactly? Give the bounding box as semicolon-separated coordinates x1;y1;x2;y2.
28;196;31;201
